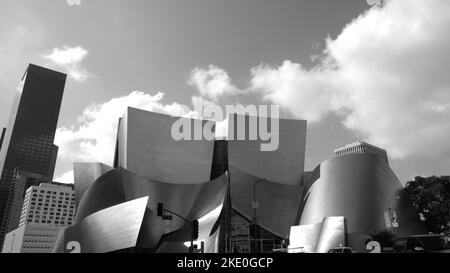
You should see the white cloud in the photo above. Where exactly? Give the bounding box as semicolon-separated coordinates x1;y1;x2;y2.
54;170;74;184
188;65;242;101
248;0;450;159
42;45;91;82
43;46;87;66
251;60;344;123
55;91;192;166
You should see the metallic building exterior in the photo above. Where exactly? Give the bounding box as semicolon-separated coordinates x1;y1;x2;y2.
0;64;66;246
53;166;228;253
228;166;303;239
54;197;150;253
289;216;346;253
116;107;215;184
227;114;307;186
298;153;425;251
73;162;113;209
225;114;307;247
52;107;425;253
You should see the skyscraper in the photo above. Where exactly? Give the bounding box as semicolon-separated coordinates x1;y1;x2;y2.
0;64;66;246
1;170;50;237
18;182;75;228
2;182;75;253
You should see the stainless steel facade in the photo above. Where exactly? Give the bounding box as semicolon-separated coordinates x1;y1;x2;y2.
226;114;307;244
227;114;307;186
73;162;113;209
229;166;303;239
53;167;228;253
53;196;150;253
289;216;346;253
298;153;426;251
55;107;425;253
116;107;215;184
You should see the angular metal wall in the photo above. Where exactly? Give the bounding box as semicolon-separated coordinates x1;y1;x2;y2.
54;197;150;253
116;107;215;184
227;114;307;186
229;166;304;239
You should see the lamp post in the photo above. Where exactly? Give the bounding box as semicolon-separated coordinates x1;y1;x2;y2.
252;178;265;253
387;196;400;235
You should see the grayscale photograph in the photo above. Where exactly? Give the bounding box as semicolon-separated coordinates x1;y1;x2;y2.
0;0;449;270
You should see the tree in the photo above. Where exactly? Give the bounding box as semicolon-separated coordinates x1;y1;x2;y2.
404;176;450;234
367;230;395;248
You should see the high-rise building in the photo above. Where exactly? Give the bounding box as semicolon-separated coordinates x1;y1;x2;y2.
2;224;62;253
19;182;75;227
2;182;75;253
0;170;50;237
0;64;66;245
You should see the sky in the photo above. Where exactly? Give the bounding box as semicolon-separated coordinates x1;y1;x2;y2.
0;0;449;184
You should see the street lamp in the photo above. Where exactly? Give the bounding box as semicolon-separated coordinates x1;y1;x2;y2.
252;178;266;253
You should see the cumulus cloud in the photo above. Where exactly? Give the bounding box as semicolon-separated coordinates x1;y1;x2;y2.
251;60;344;123
42;45;91;82
54;170;74;184
54;91;193;166
188;65;242;101
248;0;450;159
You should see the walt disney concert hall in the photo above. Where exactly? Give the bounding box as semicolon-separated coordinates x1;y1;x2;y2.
52;107;425;253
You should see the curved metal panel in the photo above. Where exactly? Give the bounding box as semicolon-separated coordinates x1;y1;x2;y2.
73;162;113;209
300;153;425;237
227;114;307;185
57;168;228;252
289;216;346;253
314;216;346;253
58;196;151;253
229;166;303;238
76;168;228;232
117;107;215;184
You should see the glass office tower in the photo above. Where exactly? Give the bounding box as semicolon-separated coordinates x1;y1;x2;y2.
0;64;66;245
